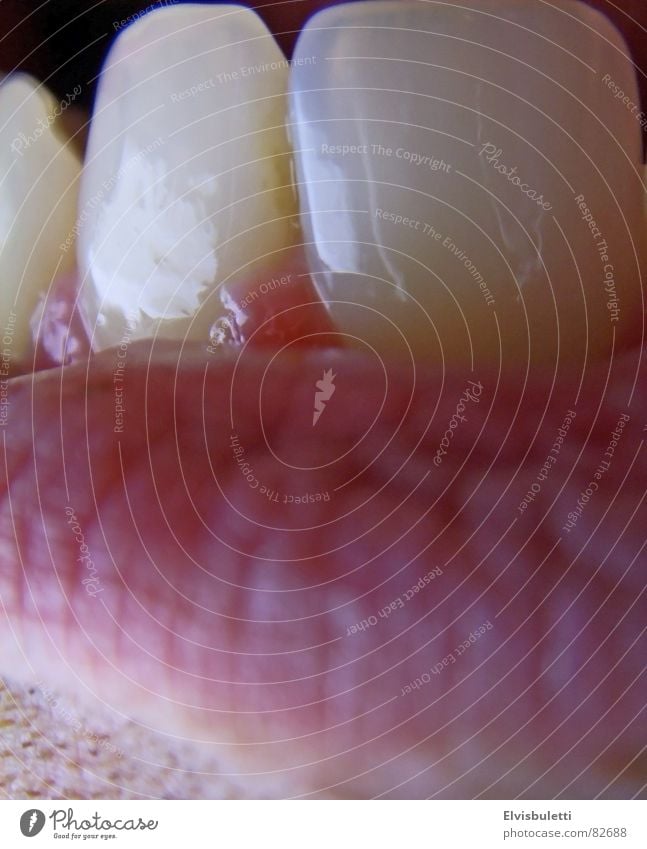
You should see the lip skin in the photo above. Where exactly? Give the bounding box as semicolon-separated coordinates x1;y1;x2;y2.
1;0;646;800
1;341;646;798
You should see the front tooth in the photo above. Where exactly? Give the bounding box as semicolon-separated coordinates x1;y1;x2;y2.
290;0;645;366
0;75;81;361
78;4;300;351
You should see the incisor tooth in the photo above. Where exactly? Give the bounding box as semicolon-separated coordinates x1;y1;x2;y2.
0;75;81;361
289;0;645;366
78;4;300;351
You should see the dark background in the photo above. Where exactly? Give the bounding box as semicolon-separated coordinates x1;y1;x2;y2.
1;0;646;155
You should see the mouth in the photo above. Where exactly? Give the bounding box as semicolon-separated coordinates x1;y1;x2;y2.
0;1;646;800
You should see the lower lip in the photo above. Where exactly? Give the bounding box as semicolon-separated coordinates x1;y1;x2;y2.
2;339;644;795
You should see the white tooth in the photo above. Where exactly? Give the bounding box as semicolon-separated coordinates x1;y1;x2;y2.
0;75;81;360
289;0;645;365
78;4;299;351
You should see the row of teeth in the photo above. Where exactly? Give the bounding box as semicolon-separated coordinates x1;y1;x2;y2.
1;1;645;365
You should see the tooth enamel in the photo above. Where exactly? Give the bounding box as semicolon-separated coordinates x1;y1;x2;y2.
78;5;299;351
289;0;645;365
0;75;81;361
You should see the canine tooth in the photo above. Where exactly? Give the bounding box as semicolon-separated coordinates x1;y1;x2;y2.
290;1;645;365
0;75;81;361
78;5;299;351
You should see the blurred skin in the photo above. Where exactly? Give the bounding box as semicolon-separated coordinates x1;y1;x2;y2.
0;1;646;799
